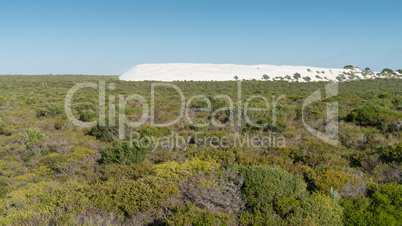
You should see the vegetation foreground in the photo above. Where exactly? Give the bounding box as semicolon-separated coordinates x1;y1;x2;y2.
0;75;401;225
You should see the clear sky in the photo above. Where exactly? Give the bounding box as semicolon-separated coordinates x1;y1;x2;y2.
1;0;401;75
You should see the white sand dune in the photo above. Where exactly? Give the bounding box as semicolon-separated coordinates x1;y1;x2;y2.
120;63;382;82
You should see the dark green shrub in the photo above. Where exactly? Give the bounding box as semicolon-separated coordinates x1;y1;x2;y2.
54;119;67;130
336;75;344;82
100;140;148;165
275;197;299;217
295;108;302;119
288;193;343;225
377;142;402;163
237;165;308;208
86;122;119;142
344;65;354;70
236;165;344;225
346;106;380;126
392;97;401;107
342;182;402;226
36;104;63;118
274;120;288;133
378;92;391;99
79;110;96;122
346;106;401;131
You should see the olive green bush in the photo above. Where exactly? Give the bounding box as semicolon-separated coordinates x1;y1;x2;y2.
139;126;171;137
235;165;308;224
288;193;343;225
377;141;402;163
100;140;148;165
346;106;401;131
86;122;119;142
166;203;237;225
0;119;4;132
36;103;63;118
237;165;308;206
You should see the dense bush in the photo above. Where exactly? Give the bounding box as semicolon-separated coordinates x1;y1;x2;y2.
166;203;236;225
235;166;308;223
288;193;343;225
342;182;402;226
238;165;308;205
54;119;67;130
0;119;4;132
86;123;119;142
79;110;96;122
40;148;99;177
236;165;344;225
346;106;401;131
100;140;148;165
306;168;351;192
89;176;179;217
377;141;402;163
346;106;380;126
36;104;63;118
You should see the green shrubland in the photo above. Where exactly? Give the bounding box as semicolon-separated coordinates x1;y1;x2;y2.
0;75;400;224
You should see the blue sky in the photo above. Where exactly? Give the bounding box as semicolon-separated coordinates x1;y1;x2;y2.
1;0;401;75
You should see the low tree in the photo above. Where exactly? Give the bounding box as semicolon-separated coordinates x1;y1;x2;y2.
381;68;394;74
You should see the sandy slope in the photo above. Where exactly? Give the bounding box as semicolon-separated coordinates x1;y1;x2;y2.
119;63;371;82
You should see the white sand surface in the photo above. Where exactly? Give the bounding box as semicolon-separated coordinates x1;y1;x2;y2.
120;63;380;82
